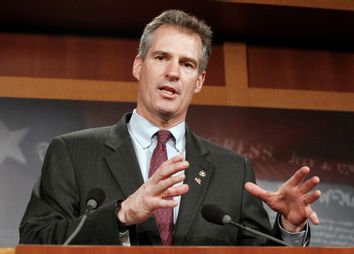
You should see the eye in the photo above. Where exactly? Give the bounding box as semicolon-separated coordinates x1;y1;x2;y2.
183;62;195;69
155;55;165;61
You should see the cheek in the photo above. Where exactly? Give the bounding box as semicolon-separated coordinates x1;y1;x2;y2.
186;79;199;94
182;86;196;103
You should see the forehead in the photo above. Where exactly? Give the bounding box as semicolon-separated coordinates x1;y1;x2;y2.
149;25;202;62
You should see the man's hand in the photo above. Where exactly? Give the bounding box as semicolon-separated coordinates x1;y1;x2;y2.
245;166;321;232
117;154;189;225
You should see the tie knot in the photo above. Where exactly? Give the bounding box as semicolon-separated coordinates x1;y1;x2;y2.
156;130;172;144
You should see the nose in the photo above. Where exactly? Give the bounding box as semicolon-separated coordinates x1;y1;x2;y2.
165;60;180;82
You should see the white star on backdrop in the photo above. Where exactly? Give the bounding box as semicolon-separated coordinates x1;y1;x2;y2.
0;121;29;165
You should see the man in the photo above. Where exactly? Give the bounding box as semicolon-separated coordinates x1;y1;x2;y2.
19;10;320;246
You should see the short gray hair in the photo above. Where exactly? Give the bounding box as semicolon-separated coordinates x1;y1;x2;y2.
139;9;213;73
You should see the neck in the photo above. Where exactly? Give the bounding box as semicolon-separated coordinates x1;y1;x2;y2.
136;108;185;129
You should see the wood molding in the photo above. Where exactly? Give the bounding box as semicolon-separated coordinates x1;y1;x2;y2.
193;86;227;105
217;0;354;11
238;88;354;112
0;76;227;105
0;77;137;102
0;248;15;254
223;42;250;106
1;76;354;112
224;42;249;90
14;245;354;254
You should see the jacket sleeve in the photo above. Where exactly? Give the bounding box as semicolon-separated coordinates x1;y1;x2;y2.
234;158;273;245
19;137;122;245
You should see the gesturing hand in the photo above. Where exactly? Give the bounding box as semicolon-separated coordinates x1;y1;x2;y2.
245;166;321;232
117;154;189;225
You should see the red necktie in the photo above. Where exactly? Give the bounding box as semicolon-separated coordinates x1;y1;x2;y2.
149;130;173;245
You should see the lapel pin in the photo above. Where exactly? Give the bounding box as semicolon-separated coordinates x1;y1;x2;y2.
199;170;206;177
194;177;202;185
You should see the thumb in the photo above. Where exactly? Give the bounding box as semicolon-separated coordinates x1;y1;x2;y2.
245;182;270;201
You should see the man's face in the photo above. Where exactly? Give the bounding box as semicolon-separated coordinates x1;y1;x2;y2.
133;25;206;127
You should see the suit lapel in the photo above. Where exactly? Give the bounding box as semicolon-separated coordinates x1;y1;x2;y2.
104;139;143;198
104;113;160;245
174;128;214;245
104;113;144;197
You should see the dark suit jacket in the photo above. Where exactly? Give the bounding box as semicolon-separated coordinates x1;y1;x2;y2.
20;113;280;245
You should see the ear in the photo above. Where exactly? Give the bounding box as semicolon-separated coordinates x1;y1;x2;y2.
194;71;206;94
132;55;142;81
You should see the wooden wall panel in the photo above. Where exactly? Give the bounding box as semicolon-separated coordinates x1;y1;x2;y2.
1;34;354;112
0;33;137;82
247;45;354;92
205;43;225;86
0;33;225;86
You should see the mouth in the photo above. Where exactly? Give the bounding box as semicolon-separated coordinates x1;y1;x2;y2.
159;85;178;96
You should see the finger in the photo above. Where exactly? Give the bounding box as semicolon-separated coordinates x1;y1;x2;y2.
155;198;179;209
304;190;321;205
245;182;272;201
160;154;185;168
153;155;185;179
299;176;320;194
287;166;311;186
307;209;320;225
154;173;186;195
162;184;189;199
152;160;189;182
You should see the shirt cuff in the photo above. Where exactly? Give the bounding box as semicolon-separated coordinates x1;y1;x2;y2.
278;215;309;246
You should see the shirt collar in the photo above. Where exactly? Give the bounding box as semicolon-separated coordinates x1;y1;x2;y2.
128;109;185;152
169;120;185;153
